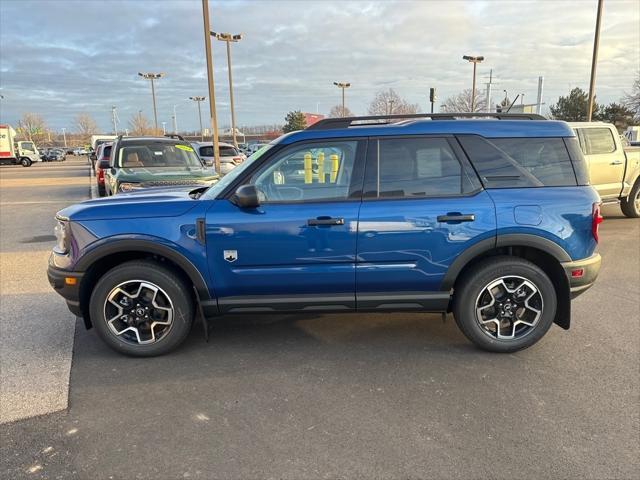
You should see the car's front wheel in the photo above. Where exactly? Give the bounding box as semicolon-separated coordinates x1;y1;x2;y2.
89;260;194;356
453;256;557;353
20;158;32;167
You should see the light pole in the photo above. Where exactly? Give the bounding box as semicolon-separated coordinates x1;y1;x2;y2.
190;96;206;141
211;32;242;147
162;121;166;135
172;105;179;134
201;0;221;173
587;0;604;121
462;55;484;112
333;82;351;117
387;98;395;115
62;127;67;148
138;72;164;134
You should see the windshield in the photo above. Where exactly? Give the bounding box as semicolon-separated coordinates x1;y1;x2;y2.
118;143;203;168
202;144;273;199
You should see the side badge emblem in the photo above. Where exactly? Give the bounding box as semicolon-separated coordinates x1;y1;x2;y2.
223;250;238;262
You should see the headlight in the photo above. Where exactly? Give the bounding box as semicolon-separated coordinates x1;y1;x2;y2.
54;218;70;254
119;182;142;192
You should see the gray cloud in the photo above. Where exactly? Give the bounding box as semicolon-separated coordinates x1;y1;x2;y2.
0;0;638;133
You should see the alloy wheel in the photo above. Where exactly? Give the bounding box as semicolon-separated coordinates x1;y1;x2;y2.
475;275;543;340
103;280;174;345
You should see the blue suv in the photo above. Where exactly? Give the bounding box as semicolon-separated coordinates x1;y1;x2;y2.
48;113;602;356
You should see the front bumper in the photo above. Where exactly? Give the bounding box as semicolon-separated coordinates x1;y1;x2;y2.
562;253;601;298
47;262;84;316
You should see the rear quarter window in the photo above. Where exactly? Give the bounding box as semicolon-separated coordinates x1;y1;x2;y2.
458;136;578;188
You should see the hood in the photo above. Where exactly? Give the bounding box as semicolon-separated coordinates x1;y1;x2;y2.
58;187;200;221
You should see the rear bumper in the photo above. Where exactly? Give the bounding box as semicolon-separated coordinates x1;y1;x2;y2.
562;253;601;298
47;262;84;316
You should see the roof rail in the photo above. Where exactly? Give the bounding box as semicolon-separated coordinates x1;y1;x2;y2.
164;133;185;141
306;112;546;131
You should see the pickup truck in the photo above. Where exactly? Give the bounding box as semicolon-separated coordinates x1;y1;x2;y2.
569;122;640;218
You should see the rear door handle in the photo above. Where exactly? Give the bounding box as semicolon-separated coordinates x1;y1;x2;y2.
307;216;345;226
437;214;475;223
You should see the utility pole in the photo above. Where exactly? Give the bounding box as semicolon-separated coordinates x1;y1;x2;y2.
172;105;178;134
463;55;484;112
138;72;164;133
429;87;436;113
333;82;351;117
536;76;544;115
388;98;395;115
485;69;493;113
212;32;242;147
162;122;166;135
587;0;603;121
61;127;67;148
190;96;206;141
201;0;220;173
111;106;118;135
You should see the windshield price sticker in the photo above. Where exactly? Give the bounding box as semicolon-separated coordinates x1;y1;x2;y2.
175;145;194;152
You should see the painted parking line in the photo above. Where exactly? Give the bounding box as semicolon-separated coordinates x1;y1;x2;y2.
0;178;90;188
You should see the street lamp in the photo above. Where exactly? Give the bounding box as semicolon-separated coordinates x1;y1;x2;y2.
190;96;206;141
462;55;484;112
211;31;242;147
161;121;166;135
61;127;67;148
333;82;351;117
201;0;221;174
138;72;164;133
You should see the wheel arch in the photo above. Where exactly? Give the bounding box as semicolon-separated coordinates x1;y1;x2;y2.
444;234;571;329
76;239;212;329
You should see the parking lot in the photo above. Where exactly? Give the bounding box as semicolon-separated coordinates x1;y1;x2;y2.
1;160;639;479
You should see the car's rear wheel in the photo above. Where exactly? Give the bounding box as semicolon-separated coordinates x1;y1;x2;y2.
453;256;556;353
89;260;194;356
620;180;640;218
97;184;106;197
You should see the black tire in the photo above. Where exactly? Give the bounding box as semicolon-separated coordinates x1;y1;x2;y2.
620;179;640;218
452;256;557;353
89;260;194;356
97;184;106;197
20;158;32;167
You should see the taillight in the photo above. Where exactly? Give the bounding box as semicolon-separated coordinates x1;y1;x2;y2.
97;168;104;183
592;203;603;242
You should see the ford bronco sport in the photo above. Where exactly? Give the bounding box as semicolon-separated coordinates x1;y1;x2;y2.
48;113;602;356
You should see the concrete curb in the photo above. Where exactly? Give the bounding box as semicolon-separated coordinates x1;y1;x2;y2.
89;161;98;199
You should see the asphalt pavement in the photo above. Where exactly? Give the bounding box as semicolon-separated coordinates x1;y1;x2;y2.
0;162;638;479
0;157;90;425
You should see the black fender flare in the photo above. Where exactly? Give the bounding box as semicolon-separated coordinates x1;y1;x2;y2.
75;237;212;302
440;234;571;291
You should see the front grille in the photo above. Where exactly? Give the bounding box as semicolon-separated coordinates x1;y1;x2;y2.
141;180;210;187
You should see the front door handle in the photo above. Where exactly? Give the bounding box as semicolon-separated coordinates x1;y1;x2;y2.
307;216;345;226
609;160;623;165
437;213;475;223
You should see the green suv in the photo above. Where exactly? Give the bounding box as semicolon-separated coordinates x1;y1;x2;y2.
104;136;218;195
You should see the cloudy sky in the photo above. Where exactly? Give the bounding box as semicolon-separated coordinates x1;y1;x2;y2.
0;0;638;133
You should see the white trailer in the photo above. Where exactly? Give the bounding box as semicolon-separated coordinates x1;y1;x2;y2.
0;124;41;167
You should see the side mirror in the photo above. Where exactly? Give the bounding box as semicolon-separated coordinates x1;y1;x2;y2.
231;184;260;209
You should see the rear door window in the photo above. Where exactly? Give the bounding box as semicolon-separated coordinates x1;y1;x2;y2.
582;128;616;154
458;136;577;188
364;137;479;198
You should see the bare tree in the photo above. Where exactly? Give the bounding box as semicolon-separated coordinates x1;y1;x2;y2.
441;89;487;113
75;113;98;142
328;104;354;118
16;113;47;143
622;73;640;120
129;111;153;136
367;89;419;116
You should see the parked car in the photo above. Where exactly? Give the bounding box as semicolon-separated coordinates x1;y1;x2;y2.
569;122;640;217
73;147;88;156
48;113;602;357
103;136;218;195
95;142;113;197
192;141;246;175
